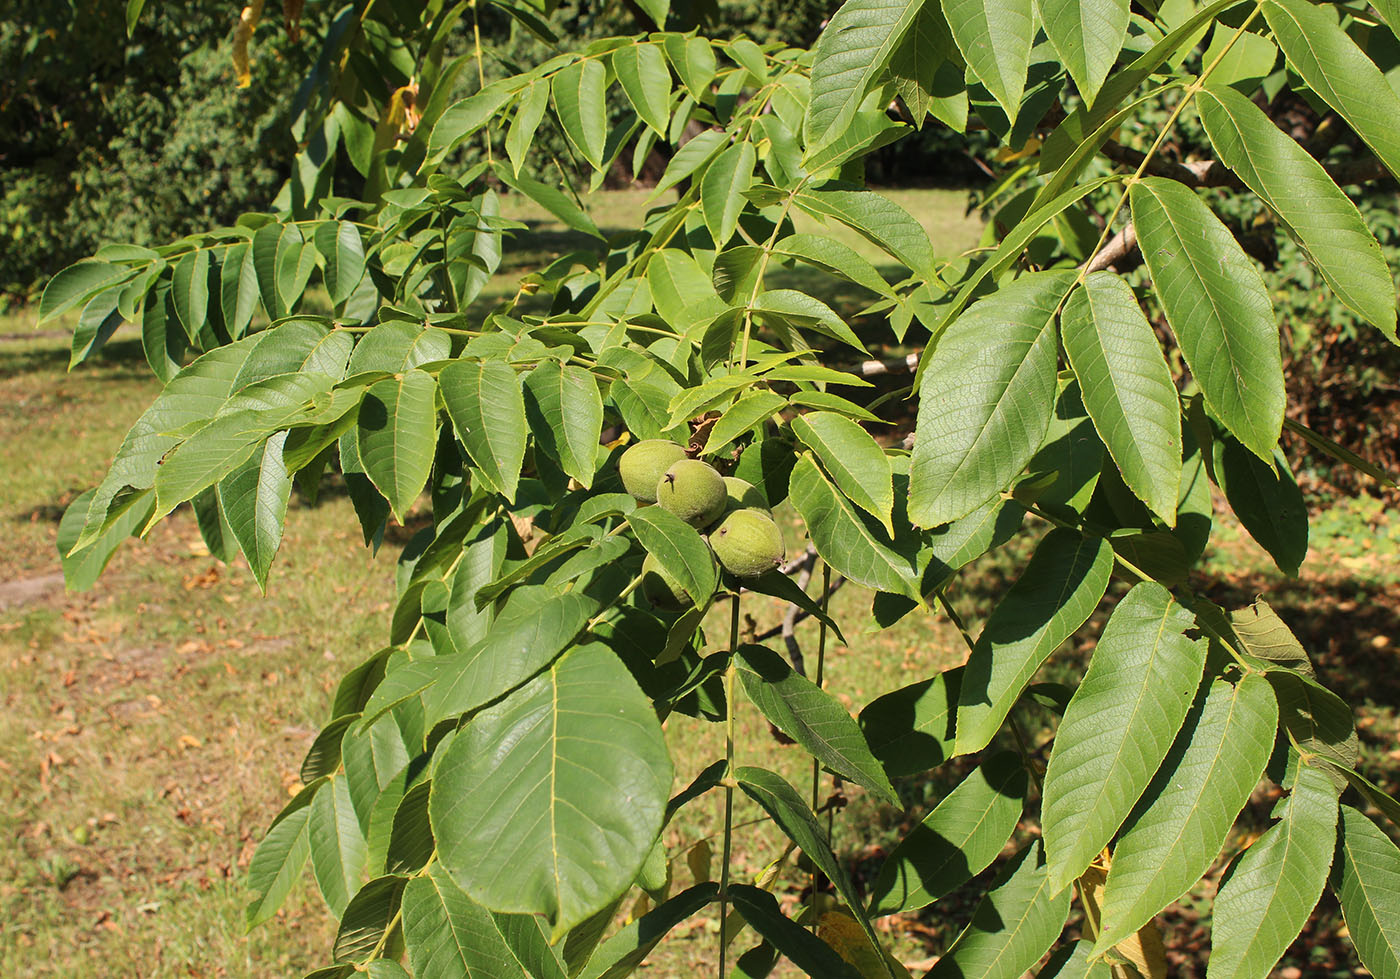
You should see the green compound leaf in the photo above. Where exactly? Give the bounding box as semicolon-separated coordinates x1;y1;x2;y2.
431;643;672;938
627;506;718;608
1213;438;1308;577
613;42;671;137
245;804;312;928
578;884;720;979
1035;0;1129;105
402;863;567;979
1061;271;1182;526
217;430;292;592
859;667;961;778
1130;177;1283;463
441;359;528;502
1198;85;1396;341
1208;763;1340;979
308;776;368;919
788;453;920;598
1093;675;1279;954
552;58;608;170
804;0;926;159
357;369;439;523
735;766;884;967
525;361;604;489
943;0;1034;126
909;269;1077;528
700;140;756;249
1333;805;1400;979
727;885;860;979
1265;0;1400;186
926;840;1071;979
736;644;898;806
791;411;894;534
956;529;1113;755
1042;582;1205;892
792;183;934;274
869;751;1026;915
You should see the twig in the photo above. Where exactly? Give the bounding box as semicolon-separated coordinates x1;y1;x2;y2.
751;576;847;646
1084;222;1138;274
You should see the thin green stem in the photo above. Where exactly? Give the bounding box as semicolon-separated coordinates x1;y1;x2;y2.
808;562;830;928
1076;2;1266;282
718;594;741;979
471;0;492;166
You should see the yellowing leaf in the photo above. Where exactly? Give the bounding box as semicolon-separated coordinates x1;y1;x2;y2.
1079;865;1167;979
818;909;914;979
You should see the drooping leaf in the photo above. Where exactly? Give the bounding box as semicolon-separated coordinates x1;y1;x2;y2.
1129;177;1283;463
792;183;934;274
788;454;920;598
791;411;894;534
171;249;211;341
858;668;961;778
869;751;1026;915
1093;676;1279;953
220;241;260;338
1332;805;1400;979
735;767;884;964
431;643;672;937
909;270;1077;528
1264;669;1358;775
700;141;756;248
309;776;369;918
245;805;312;928
357;369;438;522
943;0;1035;125
1264;0;1400;184
553;58;608;170
1213;438;1308;577
1198;85;1395;340
333;875;408;962
1034;0;1129;104
402;863;567;979
926;841;1071;979
315;222;367;307
1061;271;1182;525
217;430;292;592
525;361;604;489
57;487;155;592
736;644;898;805
40;260;130;323
804;0;927;157
1208;763;1340;979
627;506;718;608
440;359;528;502
506;79;550;178
613;42;671;136
1041;583;1206;892
578;884;720;979
956;529;1113;755
727;885;861;979
772;233;897;299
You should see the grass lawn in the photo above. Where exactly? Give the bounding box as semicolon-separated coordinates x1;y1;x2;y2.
1;187;1395;977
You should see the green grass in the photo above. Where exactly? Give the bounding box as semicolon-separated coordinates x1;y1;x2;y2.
1;187;1393;977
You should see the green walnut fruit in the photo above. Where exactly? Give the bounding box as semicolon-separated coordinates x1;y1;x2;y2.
710;508;785;578
722;476;770;517
619;439;687;504
656;459;727;528
641;554;692;610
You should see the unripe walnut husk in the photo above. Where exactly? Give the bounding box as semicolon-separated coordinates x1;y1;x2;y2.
710;508;785;578
619;439;686;503
721;476;770;518
640;554;692;610
656;459;726;528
